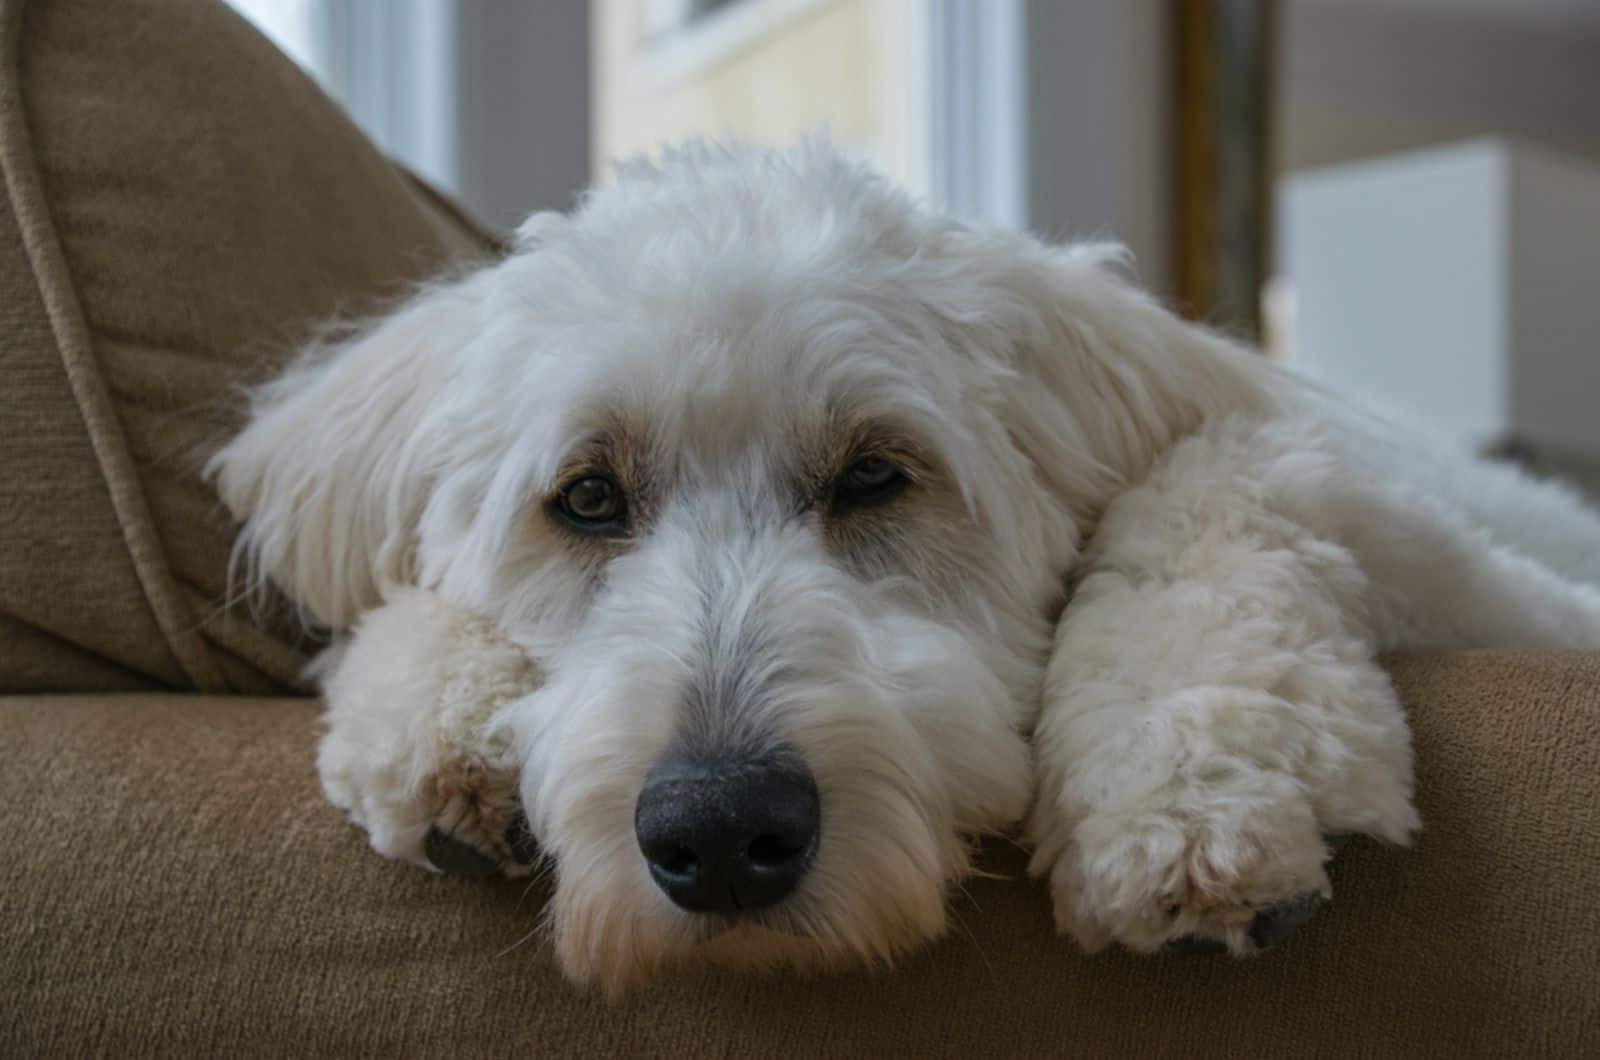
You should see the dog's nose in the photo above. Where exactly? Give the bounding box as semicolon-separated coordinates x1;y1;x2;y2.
634;753;820;915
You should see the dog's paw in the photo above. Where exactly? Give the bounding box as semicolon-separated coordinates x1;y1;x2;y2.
318;741;541;878
1036;779;1339;956
313;587;545;878
420;766;539;878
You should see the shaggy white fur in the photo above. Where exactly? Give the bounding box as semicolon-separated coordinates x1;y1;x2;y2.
208;139;1600;993
313;588;541;873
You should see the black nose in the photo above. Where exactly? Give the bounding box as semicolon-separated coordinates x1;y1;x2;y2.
634;753;820;915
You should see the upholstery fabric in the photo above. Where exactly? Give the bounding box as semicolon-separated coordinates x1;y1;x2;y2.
0;0;499;694
5;652;1598;1057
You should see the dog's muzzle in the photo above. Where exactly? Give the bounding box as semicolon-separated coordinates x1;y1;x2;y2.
634;751;820;916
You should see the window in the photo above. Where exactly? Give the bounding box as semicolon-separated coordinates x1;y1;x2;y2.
225;0;329;81
643;0;747;38
223;1;458;203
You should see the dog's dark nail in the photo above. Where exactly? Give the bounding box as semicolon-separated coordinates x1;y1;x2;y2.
424;825;502;878
505;812;538;865
1249;892;1325;950
1165;934;1229;955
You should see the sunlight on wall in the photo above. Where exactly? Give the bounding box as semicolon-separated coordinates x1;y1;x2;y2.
593;0;928;196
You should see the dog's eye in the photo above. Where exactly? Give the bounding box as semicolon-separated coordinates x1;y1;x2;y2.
831;457;910;511
556;475;626;531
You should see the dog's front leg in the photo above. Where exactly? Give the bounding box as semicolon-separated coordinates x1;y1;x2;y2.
1027;437;1419;955
315;588;543;877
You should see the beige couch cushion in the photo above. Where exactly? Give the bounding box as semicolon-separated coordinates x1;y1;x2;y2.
4;652;1598;1056
0;0;499;694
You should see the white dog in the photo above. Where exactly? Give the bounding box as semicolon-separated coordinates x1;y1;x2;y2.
210;140;1600;992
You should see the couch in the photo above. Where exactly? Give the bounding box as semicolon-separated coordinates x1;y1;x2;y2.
3;1;1597;1055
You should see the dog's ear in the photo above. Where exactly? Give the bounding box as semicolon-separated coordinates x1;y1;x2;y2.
965;236;1269;525
209;274;488;629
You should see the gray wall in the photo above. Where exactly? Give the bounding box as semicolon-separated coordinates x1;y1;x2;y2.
1279;2;1600;175
454;4;590;231
1024;1;1173;293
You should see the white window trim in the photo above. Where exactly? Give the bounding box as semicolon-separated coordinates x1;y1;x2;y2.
925;2;1171;287
925;0;1026;229
293;1;587;230
321;1;460;193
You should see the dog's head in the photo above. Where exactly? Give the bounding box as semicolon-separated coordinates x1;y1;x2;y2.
213;141;1236;991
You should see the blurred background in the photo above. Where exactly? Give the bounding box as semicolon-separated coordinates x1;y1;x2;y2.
225;0;1600;495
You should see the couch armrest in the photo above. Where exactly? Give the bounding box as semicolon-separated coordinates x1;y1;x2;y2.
4;651;1598;1056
